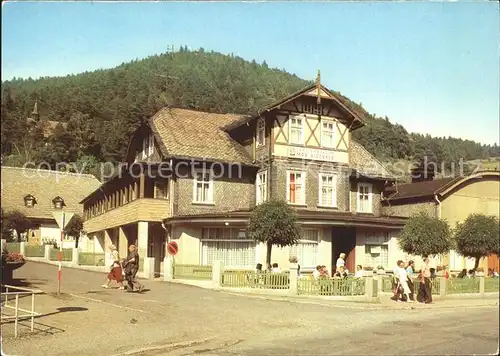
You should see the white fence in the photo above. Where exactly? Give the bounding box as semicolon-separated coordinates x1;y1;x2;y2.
1;285;43;338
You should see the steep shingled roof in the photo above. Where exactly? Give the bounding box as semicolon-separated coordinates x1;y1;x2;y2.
149;107;254;165
1;166;101;220
349;140;395;179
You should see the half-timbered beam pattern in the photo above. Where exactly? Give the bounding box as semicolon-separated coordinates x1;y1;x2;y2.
335;121;349;150
305;117;321;146
274;115;288;143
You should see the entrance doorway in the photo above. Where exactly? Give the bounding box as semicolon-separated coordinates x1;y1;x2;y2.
331;227;356;273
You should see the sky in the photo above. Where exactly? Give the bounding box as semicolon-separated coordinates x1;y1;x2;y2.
2;1;499;145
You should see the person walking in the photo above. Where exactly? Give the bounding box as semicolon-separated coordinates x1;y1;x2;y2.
418;256;433;304
122;245;144;292
406;260;415;301
101;244;124;290
397;261;413;302
392;260;403;301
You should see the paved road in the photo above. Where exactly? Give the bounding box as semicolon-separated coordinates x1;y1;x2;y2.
2;262;498;356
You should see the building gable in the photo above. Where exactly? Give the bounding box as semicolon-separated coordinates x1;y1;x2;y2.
125;125;163;164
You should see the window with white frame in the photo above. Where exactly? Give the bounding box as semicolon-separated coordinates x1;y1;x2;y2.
289;116;304;145
321;120;335;148
318;174;337;207
193;170;213;204
357;183;373;213
290;229;319;269
256;170;268;204
364;245;389;269
286;171;305;205
201;228;256;268
256;118;265;147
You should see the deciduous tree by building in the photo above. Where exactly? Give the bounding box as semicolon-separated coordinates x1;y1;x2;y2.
453;213;500;271
5;210;32;243
248;199;301;266
64;214;84;248
398;211;451;257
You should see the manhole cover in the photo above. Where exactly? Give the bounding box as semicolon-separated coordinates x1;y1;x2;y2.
393;321;422;327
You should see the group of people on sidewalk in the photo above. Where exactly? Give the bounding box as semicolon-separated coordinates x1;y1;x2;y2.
101;244;144;292
392;256;433;304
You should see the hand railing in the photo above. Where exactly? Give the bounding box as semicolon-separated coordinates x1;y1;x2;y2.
1;284;43;338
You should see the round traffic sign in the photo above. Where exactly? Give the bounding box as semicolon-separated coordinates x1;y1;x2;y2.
167;241;178;256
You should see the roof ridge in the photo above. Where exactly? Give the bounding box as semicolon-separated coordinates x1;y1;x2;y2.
1;166;99;180
164;106;245;117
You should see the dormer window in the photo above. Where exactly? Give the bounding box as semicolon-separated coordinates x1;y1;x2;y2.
52;196;65;209
24;194;37;208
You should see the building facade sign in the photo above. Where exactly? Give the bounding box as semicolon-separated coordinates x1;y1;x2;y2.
287;146;336;162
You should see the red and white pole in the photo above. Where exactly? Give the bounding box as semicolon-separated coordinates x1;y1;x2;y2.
57;213;65;294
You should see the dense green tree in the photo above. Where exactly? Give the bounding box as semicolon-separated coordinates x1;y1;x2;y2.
64;214;84;248
71;155;102;180
398;212;452;257
454;214;500;271
248;199;301;265
5;210;32;242
1;48;498;169
0;208;13;241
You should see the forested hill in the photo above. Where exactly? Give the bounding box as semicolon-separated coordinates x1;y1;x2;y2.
1;47;499;174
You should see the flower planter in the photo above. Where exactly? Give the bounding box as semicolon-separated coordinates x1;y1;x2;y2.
1;261;26;284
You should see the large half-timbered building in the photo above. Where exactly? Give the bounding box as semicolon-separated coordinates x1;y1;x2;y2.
81;78;412;275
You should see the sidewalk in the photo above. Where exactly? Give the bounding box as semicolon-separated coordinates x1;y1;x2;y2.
162;278;500;309
24;260;500;309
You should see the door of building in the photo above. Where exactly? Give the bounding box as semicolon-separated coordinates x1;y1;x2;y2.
331;227;356;273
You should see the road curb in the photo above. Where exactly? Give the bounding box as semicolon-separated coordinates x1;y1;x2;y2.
110;337;216;356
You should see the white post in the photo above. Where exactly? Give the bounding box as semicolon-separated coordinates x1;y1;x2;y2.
212;260;224;289
365;276;374;299
289;263;298;296
164;256;173;282
143;257;155;279
72;247;79;266
20;241;26;256
479;276;485;296
1;239;6;251
44;245;51;260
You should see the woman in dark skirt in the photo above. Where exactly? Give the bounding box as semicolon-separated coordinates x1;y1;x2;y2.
406;260;415;301
102;244;124;290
